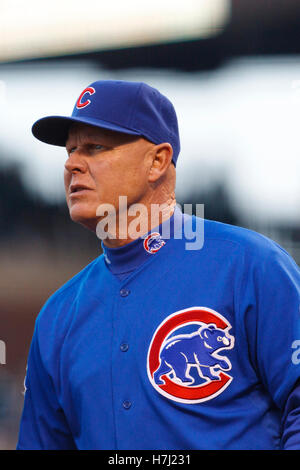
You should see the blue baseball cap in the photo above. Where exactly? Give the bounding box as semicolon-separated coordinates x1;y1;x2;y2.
32;80;180;166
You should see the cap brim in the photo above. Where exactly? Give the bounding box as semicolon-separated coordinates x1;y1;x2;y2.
32;115;142;146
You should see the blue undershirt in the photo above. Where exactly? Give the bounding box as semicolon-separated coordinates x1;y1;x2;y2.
101;206;184;281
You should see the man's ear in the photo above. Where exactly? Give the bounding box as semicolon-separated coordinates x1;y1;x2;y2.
148;143;173;183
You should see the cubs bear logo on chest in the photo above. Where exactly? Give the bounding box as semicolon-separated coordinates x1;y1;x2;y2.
147;307;235;404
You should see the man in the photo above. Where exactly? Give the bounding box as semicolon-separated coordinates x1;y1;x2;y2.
17;80;300;450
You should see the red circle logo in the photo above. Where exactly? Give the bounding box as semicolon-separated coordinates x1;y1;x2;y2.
147;307;235;403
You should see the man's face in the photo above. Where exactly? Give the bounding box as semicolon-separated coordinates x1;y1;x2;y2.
64;123;154;231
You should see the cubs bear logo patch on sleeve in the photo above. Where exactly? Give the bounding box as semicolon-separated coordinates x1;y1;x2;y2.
147;307;235;404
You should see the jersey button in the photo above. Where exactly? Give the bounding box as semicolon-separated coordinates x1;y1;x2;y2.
120;288;130;297
123;400;132;410
120;343;129;352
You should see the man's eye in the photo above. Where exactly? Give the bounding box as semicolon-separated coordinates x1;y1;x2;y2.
94;145;104;150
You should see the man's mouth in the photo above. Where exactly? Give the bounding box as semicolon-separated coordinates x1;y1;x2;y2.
69;184;92;194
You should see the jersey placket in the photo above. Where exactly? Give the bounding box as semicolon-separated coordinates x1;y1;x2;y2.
110;281;136;449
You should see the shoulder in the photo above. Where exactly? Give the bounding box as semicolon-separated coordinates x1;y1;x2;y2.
202;217;292;259
36;254;105;328
198;218;300;284
47;254;104;300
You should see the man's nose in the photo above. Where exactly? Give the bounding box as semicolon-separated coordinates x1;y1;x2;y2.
64;151;87;173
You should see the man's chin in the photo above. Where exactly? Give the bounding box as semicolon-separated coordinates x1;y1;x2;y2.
69;207;98;232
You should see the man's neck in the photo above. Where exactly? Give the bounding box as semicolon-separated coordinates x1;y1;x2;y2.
102;199;177;249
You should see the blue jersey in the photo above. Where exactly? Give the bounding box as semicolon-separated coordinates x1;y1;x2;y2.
17;212;300;450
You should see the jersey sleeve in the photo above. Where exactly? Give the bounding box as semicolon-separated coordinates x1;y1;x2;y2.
281;378;300;449
16;319;76;450
240;242;300;410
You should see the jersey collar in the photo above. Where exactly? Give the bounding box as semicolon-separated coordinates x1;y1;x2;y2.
101;206;183;277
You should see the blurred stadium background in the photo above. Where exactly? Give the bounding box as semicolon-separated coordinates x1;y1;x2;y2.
0;0;300;449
